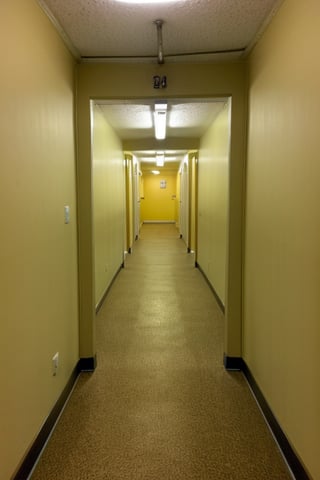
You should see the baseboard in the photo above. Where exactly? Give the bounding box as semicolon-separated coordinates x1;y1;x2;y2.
12;355;310;480
242;360;310;480
13;363;80;480
78;355;97;372
223;354;242;371
195;262;225;314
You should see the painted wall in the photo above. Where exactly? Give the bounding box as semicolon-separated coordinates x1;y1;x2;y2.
141;173;177;222
92;106;125;306
77;62;246;361
189;153;198;254
133;156;142;238
0;1;78;478
197;102;230;305
179;157;189;246
125;153;134;252
245;0;320;477
175;170;181;229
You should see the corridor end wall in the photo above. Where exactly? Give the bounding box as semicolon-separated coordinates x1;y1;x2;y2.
141;172;178;223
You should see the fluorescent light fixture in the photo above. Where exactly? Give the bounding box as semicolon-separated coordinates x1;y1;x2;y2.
151;170;160;175
156;153;165;167
155;103;167;110
154;103;167;140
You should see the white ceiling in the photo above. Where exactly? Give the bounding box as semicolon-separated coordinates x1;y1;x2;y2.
96;98;227;170
38;0;283;62
98;99;226;140
38;0;283;170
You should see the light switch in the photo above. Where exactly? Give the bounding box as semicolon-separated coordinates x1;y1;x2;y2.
64;205;70;224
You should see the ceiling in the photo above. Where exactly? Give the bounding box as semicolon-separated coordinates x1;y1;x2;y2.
38;0;283;172
98;98;226;140
38;0;283;63
96;98;227;171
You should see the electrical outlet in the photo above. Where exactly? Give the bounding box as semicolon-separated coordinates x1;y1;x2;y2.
52;352;59;376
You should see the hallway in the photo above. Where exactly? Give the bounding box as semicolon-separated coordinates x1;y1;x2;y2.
31;224;291;480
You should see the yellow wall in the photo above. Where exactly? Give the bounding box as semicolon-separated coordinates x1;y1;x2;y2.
125;153;134;252
92;106;125;306
175;171;181;229
0;1;78;478
189;152;198;254
245;0;320;477
77;62;247;360
197;102;230;305
179;158;189;246
141;173;177;222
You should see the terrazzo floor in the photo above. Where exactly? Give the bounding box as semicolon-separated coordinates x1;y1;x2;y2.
31;223;292;480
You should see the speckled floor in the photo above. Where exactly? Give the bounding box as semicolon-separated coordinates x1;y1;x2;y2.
31;223;292;479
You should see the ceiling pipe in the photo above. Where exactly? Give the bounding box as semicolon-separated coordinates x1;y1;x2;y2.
154;19;164;64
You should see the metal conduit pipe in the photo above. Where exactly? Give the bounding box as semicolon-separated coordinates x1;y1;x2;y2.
154;19;164;64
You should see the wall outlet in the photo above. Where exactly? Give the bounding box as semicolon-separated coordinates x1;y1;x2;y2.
52;352;59;376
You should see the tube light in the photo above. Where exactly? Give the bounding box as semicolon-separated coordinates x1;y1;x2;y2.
156;153;165;167
154;103;167;140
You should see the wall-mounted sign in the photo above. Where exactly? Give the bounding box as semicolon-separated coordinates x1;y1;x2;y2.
160;180;167;189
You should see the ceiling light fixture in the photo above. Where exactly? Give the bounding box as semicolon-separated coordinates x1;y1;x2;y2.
151;170;160;175
154;103;167;140
156;152;165;167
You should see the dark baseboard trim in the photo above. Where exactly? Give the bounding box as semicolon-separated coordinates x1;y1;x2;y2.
13;363;80;480
12;356;309;480
195;262;225;314
78;355;97;372
223;354;242;371
95;264;123;314
242;360;310;480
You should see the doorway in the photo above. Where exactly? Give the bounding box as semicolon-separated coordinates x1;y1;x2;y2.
79;94;240;372
91;96;231;316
